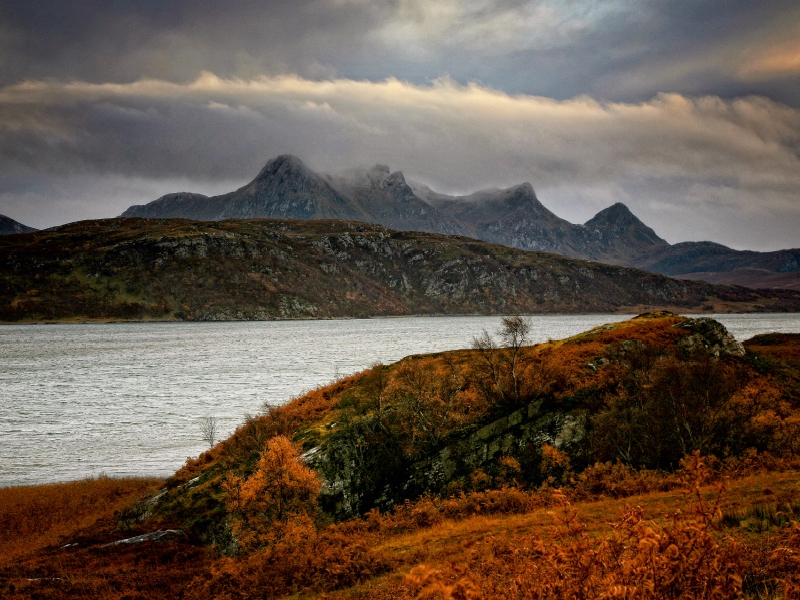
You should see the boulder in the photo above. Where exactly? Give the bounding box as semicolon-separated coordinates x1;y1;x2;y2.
674;317;745;357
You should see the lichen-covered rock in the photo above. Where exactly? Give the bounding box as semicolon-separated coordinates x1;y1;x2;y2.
674;317;745;356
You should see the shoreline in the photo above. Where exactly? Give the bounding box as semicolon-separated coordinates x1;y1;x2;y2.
5;307;800;326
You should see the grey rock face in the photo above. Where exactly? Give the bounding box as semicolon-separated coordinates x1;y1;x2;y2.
124;156;368;222
579;202;668;262
427;185;668;263
102;529;186;547
430;183;577;253
214;155;369;221
674;317;746;357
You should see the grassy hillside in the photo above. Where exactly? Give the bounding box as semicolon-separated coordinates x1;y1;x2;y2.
2;218;800;322
3;314;800;598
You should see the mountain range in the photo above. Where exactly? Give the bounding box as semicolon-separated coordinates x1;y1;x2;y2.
121;155;799;291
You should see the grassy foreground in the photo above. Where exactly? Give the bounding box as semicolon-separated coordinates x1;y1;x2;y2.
2;464;800;598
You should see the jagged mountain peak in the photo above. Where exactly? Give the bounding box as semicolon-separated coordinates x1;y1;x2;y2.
238;154;332;194
503;182;541;208
456;182;542;210
584;202;667;246
364;165;408;188
323;163;469;236
258;153;308;173
343;164;407;187
586;202;636;225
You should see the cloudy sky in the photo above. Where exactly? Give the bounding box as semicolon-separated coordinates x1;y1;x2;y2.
1;0;799;250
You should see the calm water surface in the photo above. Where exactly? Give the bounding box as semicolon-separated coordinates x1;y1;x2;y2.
2;313;799;486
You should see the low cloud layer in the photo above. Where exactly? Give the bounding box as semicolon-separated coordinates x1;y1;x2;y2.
1;74;798;250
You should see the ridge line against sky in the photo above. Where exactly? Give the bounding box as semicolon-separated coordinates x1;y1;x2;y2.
0;0;798;251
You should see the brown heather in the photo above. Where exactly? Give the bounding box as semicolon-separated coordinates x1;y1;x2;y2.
0;476;161;566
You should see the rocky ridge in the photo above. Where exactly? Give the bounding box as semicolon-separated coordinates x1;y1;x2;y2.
3;218;800;322
307;315;749;518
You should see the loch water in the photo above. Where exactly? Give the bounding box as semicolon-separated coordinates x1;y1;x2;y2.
2;313;799;487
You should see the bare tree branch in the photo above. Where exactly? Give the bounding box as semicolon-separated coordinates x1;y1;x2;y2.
200;415;219;449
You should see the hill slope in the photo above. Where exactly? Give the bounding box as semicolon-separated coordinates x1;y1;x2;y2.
2;218;800;322
634;241;800;291
0;214;37;235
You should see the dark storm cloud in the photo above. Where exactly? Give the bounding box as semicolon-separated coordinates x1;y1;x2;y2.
0;0;381;84
2;0;799;104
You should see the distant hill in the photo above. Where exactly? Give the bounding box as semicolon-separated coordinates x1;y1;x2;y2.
0;214;37;235
3;218;800;322
121;155;800;290
631;241;800;291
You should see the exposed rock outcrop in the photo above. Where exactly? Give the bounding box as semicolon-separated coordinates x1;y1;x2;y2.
306;315;748;518
103;529;187;547
674;317;746;357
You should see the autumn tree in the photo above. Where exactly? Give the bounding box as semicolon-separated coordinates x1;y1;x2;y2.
472;315;532;407
224;435;320;551
389;354;470;456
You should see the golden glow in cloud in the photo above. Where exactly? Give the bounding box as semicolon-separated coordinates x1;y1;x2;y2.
738;23;800;79
1;72;800;249
4;72;798;183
